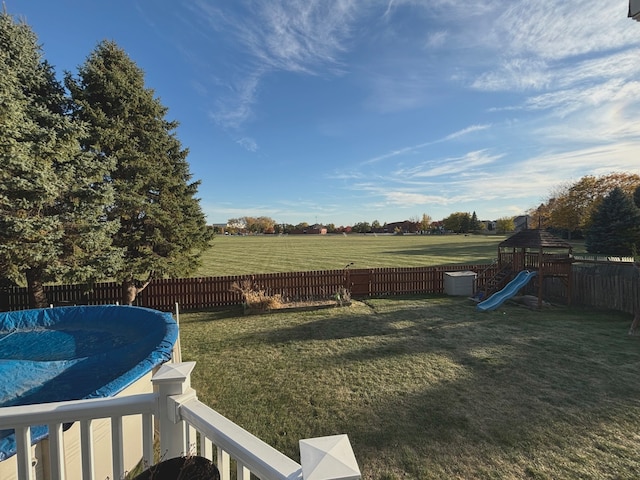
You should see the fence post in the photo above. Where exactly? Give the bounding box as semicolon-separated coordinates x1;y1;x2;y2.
152;362;197;461
299;434;360;480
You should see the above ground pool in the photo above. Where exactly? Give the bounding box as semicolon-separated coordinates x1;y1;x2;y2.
0;305;178;461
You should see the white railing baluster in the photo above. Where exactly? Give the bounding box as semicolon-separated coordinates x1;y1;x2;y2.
237;461;250;480
48;422;66;480
187;424;197;455
15;426;34;480
217;448;231;480
111;415;124;479
142;412;154;468
80;419;95;480
201;433;213;460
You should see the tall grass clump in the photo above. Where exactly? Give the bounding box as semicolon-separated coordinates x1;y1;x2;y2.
231;279;284;312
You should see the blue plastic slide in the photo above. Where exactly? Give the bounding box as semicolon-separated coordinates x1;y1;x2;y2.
477;270;537;312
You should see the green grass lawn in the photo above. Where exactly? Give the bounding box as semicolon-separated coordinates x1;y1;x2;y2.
179;295;639;479
195;234;507;277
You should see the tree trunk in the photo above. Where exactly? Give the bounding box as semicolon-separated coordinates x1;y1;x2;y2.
121;274;153;306
25;267;49;309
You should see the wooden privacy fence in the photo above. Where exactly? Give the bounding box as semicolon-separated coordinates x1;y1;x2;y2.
1;264;492;312
542;263;640;315
2;262;637;314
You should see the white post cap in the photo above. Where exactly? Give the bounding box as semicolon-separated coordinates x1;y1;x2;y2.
299;434;360;480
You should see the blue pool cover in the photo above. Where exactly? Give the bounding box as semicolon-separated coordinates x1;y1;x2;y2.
0;305;178;461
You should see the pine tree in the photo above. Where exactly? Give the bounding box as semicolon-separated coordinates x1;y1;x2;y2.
66;41;212;304
470;211;482;233
0;13;120;308
585;187;640;256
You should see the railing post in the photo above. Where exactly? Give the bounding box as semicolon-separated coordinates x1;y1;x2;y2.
152;362;197;461
299;434;360;480
15;426;34;480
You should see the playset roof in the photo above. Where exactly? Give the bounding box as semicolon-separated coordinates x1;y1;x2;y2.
498;229;572;250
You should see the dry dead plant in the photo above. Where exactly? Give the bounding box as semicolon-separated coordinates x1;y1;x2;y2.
231;279;284;312
334;286;351;306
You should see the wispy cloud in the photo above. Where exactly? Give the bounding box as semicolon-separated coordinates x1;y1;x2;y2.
190;0;358;131
209;71;263;130
395;150;503;178
472;58;551;92
424;30;448;49
470;2;640;96
557;50;640;88
473;49;640;95
353;182;452;207
239;1;355;73
537;97;640;144
462;2;640;171
362;124;491;165
362;143;429;166
494;1;637;61
382;191;450;206
523;79;629;116
236;137;258;152
442;124;491;141
519;144;640;179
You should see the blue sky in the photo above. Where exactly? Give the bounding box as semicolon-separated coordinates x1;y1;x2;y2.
8;1;640;226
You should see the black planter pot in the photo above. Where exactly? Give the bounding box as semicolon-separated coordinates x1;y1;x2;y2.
132;456;220;480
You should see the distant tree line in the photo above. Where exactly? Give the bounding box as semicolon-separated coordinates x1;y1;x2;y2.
0;12;211;308
224;211;521;236
530;173;640;256
224;216;431;235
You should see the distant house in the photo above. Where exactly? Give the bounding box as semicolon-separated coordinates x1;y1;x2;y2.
430;220;445;234
481;220;497;233
211;223;227;234
513;215;531;232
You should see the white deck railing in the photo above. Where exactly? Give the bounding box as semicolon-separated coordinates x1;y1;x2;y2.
0;362;360;480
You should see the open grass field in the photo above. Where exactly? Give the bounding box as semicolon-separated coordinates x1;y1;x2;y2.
194;234;587;277
194;234;505;277
180;296;640;480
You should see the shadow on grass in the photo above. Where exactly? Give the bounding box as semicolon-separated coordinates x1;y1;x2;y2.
383;240;497;260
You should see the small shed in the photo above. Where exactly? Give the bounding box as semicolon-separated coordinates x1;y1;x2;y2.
497;229;573;307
